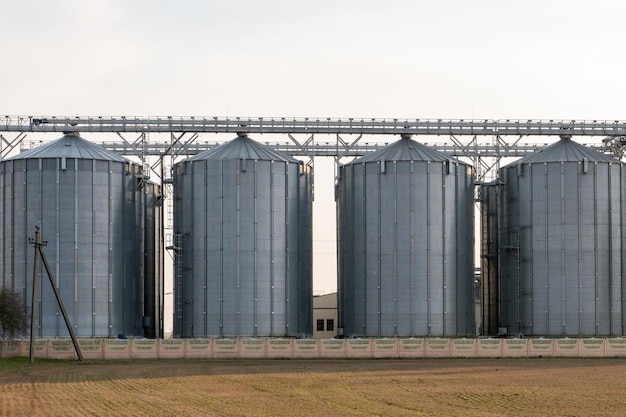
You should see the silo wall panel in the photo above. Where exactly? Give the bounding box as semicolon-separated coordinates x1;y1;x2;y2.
192;160;210;337
0;162;9;292
339;162;358;337
173;161;194;337
93;164;111;335
611;164;625;335
622;165;626;336
220;160;238;337
285;163;303;335
340;163;366;337
269;161;288;335
141;182;163;339
295;161;314;337
12;161;28;321
338;163;350;336
238;161;257;336
379;162;395;336
0;157;143;339
364;162;380;336
394;162;412;337
174;157;311;338
578;162;597;335
502;160;625;337
479;182;499;336
451;163;474;336
338;159;474;338
205;160;223;337
428;164;446;334
412;163;429;336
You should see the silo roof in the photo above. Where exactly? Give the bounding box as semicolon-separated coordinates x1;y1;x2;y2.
6;133;127;162
349;136;466;164
509;136;619;165
186;135;298;162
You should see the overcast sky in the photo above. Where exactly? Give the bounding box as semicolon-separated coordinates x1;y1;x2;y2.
3;1;626;296
4;1;626;119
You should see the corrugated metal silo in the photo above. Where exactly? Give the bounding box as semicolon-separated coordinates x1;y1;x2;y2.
0;133;156;338
499;135;626;336
173;134;313;338
337;135;475;337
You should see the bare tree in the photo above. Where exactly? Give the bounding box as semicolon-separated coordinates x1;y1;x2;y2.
0;288;28;339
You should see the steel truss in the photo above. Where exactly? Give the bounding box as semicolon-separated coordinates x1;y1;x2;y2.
2;116;626;184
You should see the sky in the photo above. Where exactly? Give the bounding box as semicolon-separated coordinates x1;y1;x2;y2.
3;0;626;302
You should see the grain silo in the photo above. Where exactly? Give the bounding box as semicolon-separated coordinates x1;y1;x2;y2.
499;135;626;337
337;135;475;338
173;134;313;338
0;133;160;338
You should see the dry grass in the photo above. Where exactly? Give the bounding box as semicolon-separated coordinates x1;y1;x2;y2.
1;357;625;416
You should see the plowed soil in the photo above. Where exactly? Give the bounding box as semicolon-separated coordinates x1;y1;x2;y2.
1;358;625;416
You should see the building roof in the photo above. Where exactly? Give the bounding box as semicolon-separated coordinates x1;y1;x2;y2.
348;136;467;164
186;135;298;163
6;133;128;162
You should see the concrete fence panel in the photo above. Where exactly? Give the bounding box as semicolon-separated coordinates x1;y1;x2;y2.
8;338;626;360
450;339;476;358
294;339;319;359
424;339;450;358
554;339;579;357
49;339;77;360
213;339;239;359
132;340;158;360
78;339;104;360
605;338;626;357
104;340;131;360
528;339;554;357
266;339;293;359
372;339;398;358
21;340;49;359
186;339;212;359
240;339;266;358
320;339;346;358
346;339;372;358
0;341;23;358
157;339;185;359
580;339;605;357
502;339;528;357
398;339;424;358
476;339;502;357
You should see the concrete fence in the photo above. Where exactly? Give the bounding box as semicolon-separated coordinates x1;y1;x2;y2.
2;338;626;360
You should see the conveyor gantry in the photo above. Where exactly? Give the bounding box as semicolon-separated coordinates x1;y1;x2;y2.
3;115;626;136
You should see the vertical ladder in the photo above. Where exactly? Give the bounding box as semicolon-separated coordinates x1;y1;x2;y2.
512;228;522;333
172;233;184;334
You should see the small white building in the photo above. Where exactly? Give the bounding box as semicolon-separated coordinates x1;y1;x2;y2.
313;292;337;338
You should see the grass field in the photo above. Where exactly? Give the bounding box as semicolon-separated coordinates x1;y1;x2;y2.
1;357;625;416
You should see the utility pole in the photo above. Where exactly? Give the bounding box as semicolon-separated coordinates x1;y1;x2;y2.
29;226;83;362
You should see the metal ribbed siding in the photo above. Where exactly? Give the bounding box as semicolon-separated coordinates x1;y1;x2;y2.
173;137;312;338
479;182;500;336
337;141;475;337
0;138;147;338
500;138;626;336
138;181;164;339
